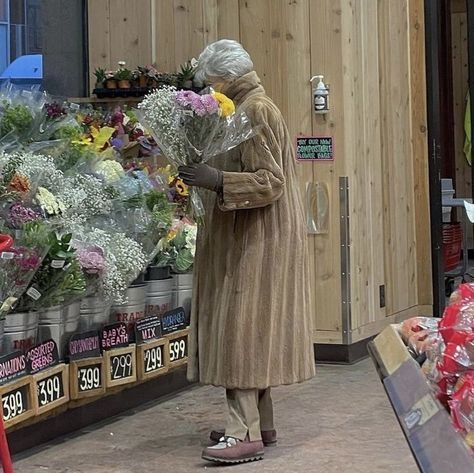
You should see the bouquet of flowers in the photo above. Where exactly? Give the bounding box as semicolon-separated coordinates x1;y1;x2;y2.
0;83;46;151
137;86;254;218
155;219;197;273
0;226;50;315
16;230;86;311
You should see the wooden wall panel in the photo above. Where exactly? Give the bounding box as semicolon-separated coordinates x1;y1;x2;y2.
154;0;177;71
108;0;152;67
410;0;432;306
309;0;345;334
172;0;206;68
88;0;110;90
216;0;240;40
341;0;386;331
378;0;418;315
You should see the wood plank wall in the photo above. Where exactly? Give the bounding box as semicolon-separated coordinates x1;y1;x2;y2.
87;0;432;344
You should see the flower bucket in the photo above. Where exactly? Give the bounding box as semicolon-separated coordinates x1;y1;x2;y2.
172;273;193;318
146;265;170;281
3;311;39;354
110;284;147;335
146;278;173;318
38;301;81;359
79;296;111;332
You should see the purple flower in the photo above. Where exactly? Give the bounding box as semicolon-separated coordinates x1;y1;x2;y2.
200;94;219;115
7;203;41;229
175;90;199;107
111;137;124;149
45;102;66;120
77;246;106;275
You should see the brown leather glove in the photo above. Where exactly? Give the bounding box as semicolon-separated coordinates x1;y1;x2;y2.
178;164;223;192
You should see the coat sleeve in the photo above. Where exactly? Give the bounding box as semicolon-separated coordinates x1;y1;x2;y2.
218;111;286;212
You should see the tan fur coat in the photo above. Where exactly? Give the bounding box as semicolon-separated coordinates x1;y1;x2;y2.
187;71;315;389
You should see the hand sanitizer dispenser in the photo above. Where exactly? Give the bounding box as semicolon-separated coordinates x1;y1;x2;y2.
310;75;329;114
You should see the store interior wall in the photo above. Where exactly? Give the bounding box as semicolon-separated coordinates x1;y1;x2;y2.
87;0;432;345
42;0;87;97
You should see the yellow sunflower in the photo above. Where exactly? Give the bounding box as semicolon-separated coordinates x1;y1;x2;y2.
212;91;235;117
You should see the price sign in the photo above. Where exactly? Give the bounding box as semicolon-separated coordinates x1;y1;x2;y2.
68;331;101;361
137;339;169;381
135;315;162;344
0;351;27;385
69;357;105;400
26;339;59;375
166;328;189;368
101;323;129;351
0;376;35;428
33;364;69;415
104;345;137;388
78;365;101;392
160;308;187;336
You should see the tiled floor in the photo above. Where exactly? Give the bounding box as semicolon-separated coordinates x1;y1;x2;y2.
14;359;418;473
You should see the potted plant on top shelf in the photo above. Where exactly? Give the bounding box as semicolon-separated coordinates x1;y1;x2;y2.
115;68;133;89
177;61;196;89
94;67;107;88
105;70;117;89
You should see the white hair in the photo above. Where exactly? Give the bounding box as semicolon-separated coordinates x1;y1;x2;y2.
194;39;254;85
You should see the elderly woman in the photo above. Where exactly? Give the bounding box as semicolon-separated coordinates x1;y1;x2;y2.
179;39;315;465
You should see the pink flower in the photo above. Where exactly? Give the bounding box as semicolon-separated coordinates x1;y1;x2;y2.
176;90;199;107
200;94;219;115
77;246;106;275
12;247;41;271
7;203;41;229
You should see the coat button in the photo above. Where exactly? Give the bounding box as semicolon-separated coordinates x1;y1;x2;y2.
244;201;250;205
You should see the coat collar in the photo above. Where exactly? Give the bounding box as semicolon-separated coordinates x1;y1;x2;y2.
221;71;266;105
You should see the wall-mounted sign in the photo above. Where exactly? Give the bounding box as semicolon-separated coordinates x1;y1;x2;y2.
296;136;334;161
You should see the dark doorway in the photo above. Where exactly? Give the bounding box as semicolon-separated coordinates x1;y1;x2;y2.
425;0;474;316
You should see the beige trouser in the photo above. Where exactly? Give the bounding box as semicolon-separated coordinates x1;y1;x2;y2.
225;388;274;441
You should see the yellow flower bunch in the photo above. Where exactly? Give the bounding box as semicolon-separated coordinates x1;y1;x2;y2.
212;91;235;118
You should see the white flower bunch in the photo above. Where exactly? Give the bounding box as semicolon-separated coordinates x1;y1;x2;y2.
56;176;87;210
95;160;124;184
71;174;113;217
138;86;188;164
16;152;64;189
37;186;66;216
83;228;147;304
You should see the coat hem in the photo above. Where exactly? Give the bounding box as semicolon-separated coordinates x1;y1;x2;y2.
194;372;316;391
